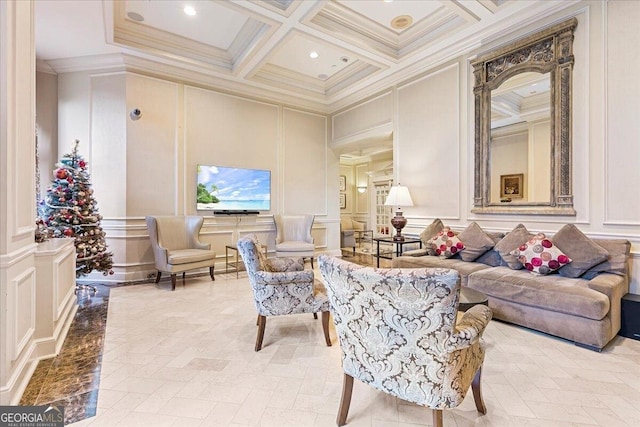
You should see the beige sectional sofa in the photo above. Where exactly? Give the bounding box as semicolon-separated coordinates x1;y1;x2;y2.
392;221;631;351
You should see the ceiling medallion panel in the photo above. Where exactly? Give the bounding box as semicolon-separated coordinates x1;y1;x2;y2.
306;1;466;61
247;31;384;100
115;1;277;73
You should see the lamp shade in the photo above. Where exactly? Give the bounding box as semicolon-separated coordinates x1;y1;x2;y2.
384;185;414;207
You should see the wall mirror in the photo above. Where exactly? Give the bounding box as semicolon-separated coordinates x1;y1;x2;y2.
471;18;577;215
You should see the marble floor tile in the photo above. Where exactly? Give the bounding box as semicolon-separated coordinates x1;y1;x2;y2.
18;259;640;427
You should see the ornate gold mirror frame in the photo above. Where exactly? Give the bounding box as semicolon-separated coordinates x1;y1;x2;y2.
471;18;577;215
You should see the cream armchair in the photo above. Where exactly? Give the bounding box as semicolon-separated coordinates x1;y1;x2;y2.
340;217;366;256
145;216;216;291
236;234;331;351
318;255;492;427
273;214;315;267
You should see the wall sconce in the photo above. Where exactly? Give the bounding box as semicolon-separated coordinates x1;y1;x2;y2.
357;186;367;193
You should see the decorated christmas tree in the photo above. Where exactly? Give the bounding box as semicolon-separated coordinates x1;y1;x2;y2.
41;140;114;277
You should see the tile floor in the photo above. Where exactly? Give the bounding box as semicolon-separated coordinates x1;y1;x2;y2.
56;262;640;427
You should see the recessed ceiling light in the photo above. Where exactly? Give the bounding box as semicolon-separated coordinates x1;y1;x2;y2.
184;6;196;16
126;11;144;22
309;51;319;59
383;0;393;3
318;73;328;80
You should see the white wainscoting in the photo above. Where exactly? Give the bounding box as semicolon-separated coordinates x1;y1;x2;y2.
34;238;77;358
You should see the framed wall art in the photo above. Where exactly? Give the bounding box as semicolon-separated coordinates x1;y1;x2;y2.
339;175;346;192
500;174;524;198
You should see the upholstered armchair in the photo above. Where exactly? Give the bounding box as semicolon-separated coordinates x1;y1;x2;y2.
273;214;315;267
145;216;216;291
236;234;331;351
340;217;366;256
318;255;492;427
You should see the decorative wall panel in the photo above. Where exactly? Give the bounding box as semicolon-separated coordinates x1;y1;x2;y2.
283;109;327;215
397;64;460;220
605;1;640;225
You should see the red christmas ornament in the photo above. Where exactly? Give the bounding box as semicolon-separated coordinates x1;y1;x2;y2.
56;169;67;179
79;160;86;168
63;228;73;236
67;176;73;183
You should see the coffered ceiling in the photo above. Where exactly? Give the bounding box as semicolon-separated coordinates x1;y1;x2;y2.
35;0;577;113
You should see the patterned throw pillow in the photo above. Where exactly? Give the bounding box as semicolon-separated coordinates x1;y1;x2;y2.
428;227;465;258
420;218;444;255
494;223;531;269
510;233;572;275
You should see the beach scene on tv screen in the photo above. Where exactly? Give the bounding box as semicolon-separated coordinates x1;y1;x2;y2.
197;165;270;211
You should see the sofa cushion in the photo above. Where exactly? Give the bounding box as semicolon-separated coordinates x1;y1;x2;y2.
467;267;610;320
402;248;431;257
493;224;531;269
392;256;490;286
475;232;506;267
553;224;609;278
581;239;631;279
458;222;495;262
511;233;572;275
167;249;217;265
428;227;465;258
276;241;314;252
419;219;444;255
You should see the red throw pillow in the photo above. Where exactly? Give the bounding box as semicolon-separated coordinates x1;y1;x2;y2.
428;227;465;259
510;233;572;275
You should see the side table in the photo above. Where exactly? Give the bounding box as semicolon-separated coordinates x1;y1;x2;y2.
458;287;489;312
226;244;267;278
372;237;422;267
354;229;374;249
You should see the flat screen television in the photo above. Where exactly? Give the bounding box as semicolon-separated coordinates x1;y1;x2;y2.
196;165;271;212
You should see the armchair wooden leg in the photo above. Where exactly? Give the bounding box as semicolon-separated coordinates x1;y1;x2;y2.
337;373;354;426
322;311;332;346
310;257;314;269
313;313;318;319
209;266;215;281
432;409;443;427
155;271;162;283
472;366;487;414
171;274;176;291
255;315;266;352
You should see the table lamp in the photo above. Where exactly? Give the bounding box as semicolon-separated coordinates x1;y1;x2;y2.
384;184;414;241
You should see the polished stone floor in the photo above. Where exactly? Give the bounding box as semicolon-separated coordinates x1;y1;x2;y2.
20;254;640;426
19;253;380;425
20;283;115;424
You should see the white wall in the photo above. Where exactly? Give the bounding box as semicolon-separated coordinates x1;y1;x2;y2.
36;71;58;199
1;0;38;405
330;2;640;294
55;71;339;283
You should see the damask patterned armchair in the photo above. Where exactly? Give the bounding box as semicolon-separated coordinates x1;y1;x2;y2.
236;234;332;351
318;255;492;427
